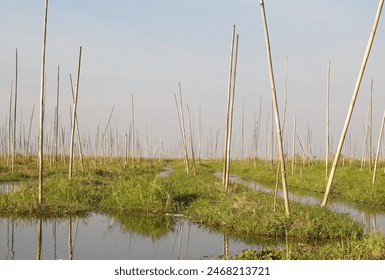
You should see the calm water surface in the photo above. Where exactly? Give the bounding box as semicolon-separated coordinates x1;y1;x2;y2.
0;213;265;260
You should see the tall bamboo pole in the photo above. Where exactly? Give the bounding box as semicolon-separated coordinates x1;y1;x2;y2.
178;83;190;174
12;49;18;173
25;105;35;158
38;0;48;204
326;61;330;180
7;81;13;166
69;74;84;172
224;33;239;192
54;65;60;162
372;110;385;186
69;46;82;179
241;99;245;159
131;94;135;165
369;79;373;169
282;54;288;133
291;116;296;175
187;105;196;176
322;0;384;207
223;25;236;185
260;0;290;215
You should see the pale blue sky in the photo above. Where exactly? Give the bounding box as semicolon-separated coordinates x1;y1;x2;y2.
1;1;385;158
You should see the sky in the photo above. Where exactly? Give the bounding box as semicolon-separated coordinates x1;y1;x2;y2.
1;0;385;159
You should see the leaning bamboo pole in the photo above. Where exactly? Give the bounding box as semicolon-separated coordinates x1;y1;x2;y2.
282;54;288;133
223;25;236;185
25;105;35;158
224;33;239;192
38;0;48;204
69;73;84;172
259;0;290;215
372;110;385;186
177;83;190;174
322;0;384;207
69;46;82;180
174;93;189;173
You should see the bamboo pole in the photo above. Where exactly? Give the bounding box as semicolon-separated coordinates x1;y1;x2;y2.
178;83;190;174
291;116;296;175
241;99;245;159
369;79;373;169
69;74;84;172
361;106;370;170
326;61;330;180
187;105;196;176
372;110;385;186
38;0;48;204
282;54;288;133
174;93;189;173
224;33;239;192
260;0;290;215
12;49;18;173
7;81;13;166
25;105;35;158
54;65;60;162
69;46;82;179
131;94;135;165
98;106;115;156
223;25;236;185
322;0;384;207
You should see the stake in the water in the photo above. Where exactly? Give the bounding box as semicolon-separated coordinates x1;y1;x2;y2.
223;27;239;192
259;0;290;215
69;46;82;180
322;0;384;207
38;0;49;204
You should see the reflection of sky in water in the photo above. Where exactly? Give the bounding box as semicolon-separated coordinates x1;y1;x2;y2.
0;214;263;260
3;174;384;260
0;182;19;194
238;177;385;234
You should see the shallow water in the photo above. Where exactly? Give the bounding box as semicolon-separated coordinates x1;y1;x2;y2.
0;182;19;194
221;172;385;234
0;213;266;260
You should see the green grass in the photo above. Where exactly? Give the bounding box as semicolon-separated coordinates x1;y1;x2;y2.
3;155;384;260
228;159;385;208
235;233;385;260
154;160;363;240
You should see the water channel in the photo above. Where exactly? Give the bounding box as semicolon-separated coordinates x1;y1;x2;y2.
224;173;385;234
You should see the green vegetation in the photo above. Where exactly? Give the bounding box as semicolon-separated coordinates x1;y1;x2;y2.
228;159;385;207
2;156;385;259
235;233;385;260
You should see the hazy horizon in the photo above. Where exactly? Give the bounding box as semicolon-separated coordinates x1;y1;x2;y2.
1;0;385;159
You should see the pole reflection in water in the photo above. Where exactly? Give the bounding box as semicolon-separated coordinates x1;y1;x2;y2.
223;233;229;260
37;218;42;260
0;213;264;260
6;218;15;260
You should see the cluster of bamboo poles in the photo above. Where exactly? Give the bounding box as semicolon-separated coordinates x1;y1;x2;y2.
2;0;385;213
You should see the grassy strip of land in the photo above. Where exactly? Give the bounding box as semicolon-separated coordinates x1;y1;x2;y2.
155;161;363;240
235;233;385;260
3;156;385;260
225;159;385;208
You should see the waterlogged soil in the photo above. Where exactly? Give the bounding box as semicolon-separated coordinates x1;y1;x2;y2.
0;213;277;260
